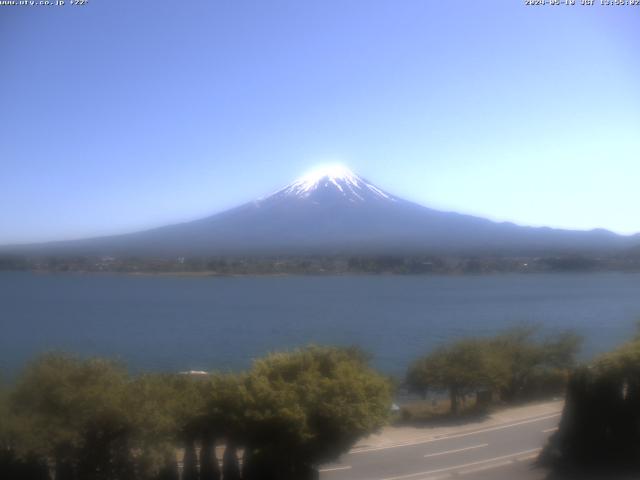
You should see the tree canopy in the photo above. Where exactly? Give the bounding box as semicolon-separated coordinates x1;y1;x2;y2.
8;353;135;480
492;326;581;402
542;337;640;473
406;327;582;413
1;346;392;480
239;345;392;478
407;338;509;414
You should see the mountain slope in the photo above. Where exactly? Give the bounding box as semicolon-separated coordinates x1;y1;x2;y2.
5;165;639;256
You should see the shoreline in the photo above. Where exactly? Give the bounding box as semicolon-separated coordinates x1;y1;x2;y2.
7;268;640;278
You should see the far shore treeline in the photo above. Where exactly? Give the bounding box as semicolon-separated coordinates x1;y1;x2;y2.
2;252;640;275
1;327;639;479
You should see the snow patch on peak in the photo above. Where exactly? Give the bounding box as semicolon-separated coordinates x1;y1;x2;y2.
297;164;359;186
288;164;361;196
263;163;395;202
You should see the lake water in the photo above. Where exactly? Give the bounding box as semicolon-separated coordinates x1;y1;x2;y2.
1;272;639;378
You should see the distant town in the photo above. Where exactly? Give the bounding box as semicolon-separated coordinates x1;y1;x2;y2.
2;252;640;276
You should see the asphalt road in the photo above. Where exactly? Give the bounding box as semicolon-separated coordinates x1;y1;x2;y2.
319;412;561;480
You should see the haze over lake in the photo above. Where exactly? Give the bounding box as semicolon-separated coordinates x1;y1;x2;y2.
2;272;639;377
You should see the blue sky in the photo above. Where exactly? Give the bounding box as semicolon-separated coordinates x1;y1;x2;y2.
1;1;639;244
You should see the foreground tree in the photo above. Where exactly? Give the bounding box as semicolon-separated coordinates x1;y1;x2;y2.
9;353;133;480
3;346;392;480
200;373;249;479
222;442;241;480
491;326;581;402
127;372;213;479
7;356;215;480
407;339;509;414
181;441;198;480
0;384;23;480
407;327;582;413
238;346;392;480
541;337;640;474
198;435;220;480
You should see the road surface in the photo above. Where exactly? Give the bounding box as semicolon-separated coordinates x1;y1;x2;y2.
319;409;561;480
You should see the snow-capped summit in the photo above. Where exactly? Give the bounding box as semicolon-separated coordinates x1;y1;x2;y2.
9;164;638;257
265;164;395;204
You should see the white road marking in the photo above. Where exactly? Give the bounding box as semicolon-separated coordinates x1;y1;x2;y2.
379;448;542;480
351;412;561;454
542;427;558;433
423;443;488;458
319;465;352;473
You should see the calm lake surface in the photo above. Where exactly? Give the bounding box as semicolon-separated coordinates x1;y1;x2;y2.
1;272;639;377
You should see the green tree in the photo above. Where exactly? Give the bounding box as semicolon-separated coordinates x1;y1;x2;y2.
127;372;212;479
491;326;581;402
125;374;181;478
3;346;393;480
181;441;198;480
9;353;133;480
237;346;392;480
543;330;582;370
407;339;508;414
0;381;19;480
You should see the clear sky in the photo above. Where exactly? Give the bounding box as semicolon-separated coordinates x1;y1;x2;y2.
1;1;639;244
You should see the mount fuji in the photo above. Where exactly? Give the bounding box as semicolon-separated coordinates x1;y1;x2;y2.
7;165;639;256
